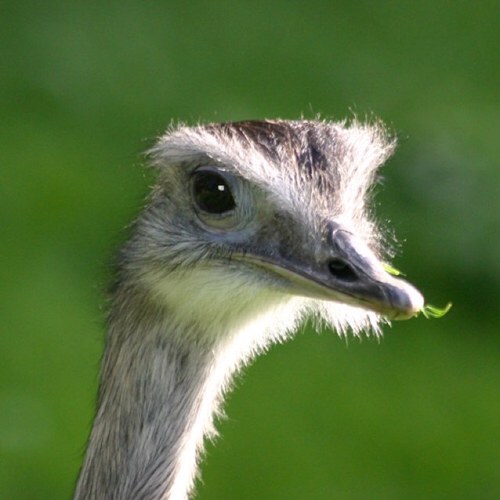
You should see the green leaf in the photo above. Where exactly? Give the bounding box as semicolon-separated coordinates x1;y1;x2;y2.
421;302;453;319
383;263;404;276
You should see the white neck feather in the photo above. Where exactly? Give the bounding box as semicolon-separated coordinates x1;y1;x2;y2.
74;284;307;499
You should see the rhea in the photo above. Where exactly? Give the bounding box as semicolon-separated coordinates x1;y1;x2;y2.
74;119;424;499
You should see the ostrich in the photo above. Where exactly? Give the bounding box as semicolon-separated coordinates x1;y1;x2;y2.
74;119;424;499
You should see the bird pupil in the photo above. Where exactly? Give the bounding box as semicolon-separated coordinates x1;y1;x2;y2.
192;171;236;214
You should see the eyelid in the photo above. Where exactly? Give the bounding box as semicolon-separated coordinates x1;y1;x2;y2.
190;165;230;177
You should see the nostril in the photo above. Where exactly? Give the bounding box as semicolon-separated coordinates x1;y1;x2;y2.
327;258;358;282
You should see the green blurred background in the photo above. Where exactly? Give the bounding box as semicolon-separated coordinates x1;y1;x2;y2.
1;1;498;499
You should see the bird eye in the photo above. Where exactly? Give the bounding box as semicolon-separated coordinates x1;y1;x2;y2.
192;170;236;214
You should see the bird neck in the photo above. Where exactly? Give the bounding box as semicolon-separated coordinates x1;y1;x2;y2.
74;287;239;500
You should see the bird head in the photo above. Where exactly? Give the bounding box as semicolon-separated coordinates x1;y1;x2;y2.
121;119;423;342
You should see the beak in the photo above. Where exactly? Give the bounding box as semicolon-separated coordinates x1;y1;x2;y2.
235;226;424;320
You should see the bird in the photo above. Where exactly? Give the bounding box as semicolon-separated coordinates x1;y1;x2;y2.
73;119;424;499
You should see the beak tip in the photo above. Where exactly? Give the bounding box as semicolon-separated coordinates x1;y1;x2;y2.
391;282;425;320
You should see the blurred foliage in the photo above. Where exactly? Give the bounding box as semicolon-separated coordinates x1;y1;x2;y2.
0;1;498;499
